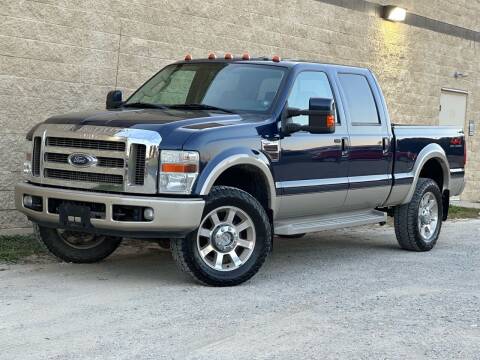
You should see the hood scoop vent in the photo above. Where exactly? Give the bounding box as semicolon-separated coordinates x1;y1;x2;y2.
184;122;226;130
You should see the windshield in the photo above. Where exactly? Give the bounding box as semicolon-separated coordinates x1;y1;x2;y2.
125;63;287;113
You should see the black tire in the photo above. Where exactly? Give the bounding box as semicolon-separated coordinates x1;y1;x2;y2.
157;239;171;250
394;178;443;251
277;233;306;239
171;186;271;286
35;225;122;263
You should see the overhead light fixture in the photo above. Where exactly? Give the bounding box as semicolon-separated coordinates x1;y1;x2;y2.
383;6;407;22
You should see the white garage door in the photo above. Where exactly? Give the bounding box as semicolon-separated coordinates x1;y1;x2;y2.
439;89;467;130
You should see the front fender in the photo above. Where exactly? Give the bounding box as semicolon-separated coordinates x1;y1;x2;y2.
193;147;277;215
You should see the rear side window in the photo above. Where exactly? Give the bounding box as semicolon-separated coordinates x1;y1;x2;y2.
338;73;380;125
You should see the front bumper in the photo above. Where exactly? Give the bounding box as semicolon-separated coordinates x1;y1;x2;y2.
15;182;205;237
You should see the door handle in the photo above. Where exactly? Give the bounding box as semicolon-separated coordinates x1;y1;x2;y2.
341;137;349;157
382;137;390;155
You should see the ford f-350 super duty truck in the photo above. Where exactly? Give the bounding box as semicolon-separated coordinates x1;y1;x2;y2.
16;55;466;286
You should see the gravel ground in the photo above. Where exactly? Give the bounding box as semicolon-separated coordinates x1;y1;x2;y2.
0;220;479;360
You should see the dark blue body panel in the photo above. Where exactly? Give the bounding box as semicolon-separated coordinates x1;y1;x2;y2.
393;126;465;175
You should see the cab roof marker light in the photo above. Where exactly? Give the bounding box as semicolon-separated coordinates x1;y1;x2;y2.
208;52;216;60
383;5;407;22
242;52;250;60
272;55;281;62
224;52;233;60
184;54;192;61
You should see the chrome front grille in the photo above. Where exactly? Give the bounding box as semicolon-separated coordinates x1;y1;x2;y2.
46;137;126;152
44;152;125;168
28;124;161;194
32;137;42;176
45;169;124;184
131;144;146;185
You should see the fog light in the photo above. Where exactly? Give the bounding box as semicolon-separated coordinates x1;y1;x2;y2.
143;207;154;221
23;195;33;208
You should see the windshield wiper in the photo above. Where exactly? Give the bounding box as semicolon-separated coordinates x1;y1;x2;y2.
123;102;168;109
169;103;234;113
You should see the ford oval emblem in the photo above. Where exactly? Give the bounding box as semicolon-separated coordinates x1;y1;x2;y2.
68;153;97;167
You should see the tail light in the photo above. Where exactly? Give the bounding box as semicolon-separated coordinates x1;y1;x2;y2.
450;137;462;145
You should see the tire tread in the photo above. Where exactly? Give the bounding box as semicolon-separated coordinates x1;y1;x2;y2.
394;178;442;252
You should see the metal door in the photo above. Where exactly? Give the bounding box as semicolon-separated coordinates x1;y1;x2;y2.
439;89;467;129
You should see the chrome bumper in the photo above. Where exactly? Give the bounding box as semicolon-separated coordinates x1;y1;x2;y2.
15;182;204;234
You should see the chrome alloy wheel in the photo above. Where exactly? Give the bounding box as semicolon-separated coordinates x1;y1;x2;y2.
57;229;105;250
417;191;439;242
196;206;256;271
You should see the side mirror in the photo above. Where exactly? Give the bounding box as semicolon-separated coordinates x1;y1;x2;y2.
307;98;335;134
106;90;123;109
285;97;335;134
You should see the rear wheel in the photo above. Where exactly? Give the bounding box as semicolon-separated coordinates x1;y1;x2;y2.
394;178;443;251
171;186;271;286
35;225;122;263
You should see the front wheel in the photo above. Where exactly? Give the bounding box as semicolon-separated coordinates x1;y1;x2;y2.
35;225;122;263
171;186;271;286
394;178;443;251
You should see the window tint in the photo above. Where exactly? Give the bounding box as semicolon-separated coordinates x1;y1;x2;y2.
141;67;196;105
127;63;286;113
202;65;285;111
288;71;334;126
338;74;379;124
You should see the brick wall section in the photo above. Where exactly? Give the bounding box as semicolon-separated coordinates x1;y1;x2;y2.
0;0;479;230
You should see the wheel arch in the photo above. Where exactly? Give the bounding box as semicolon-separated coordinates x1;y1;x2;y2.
402;143;450;204
195;148;278;217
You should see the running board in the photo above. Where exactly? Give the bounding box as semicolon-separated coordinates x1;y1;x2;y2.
274;210;386;235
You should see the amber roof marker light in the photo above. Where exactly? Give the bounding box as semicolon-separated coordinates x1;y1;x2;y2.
207;52;217;60
272;55;281;62
382;5;407;22
241;52;250;60
224;52;233;60
184;54;192;61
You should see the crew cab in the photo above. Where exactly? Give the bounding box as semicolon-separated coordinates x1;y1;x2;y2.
16;55;466;286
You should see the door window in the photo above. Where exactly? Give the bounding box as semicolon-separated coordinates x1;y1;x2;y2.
338;73;380;125
288;72;334;126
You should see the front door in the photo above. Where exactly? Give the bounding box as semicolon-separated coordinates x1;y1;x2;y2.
274;71;349;219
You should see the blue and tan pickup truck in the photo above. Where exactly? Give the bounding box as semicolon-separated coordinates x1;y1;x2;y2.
16;54;466;286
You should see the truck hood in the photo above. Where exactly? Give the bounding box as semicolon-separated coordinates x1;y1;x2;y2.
43;108;271;149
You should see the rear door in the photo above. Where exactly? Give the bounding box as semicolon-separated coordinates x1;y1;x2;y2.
335;71;393;210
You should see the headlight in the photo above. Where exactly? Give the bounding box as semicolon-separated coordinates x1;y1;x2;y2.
159;150;199;194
